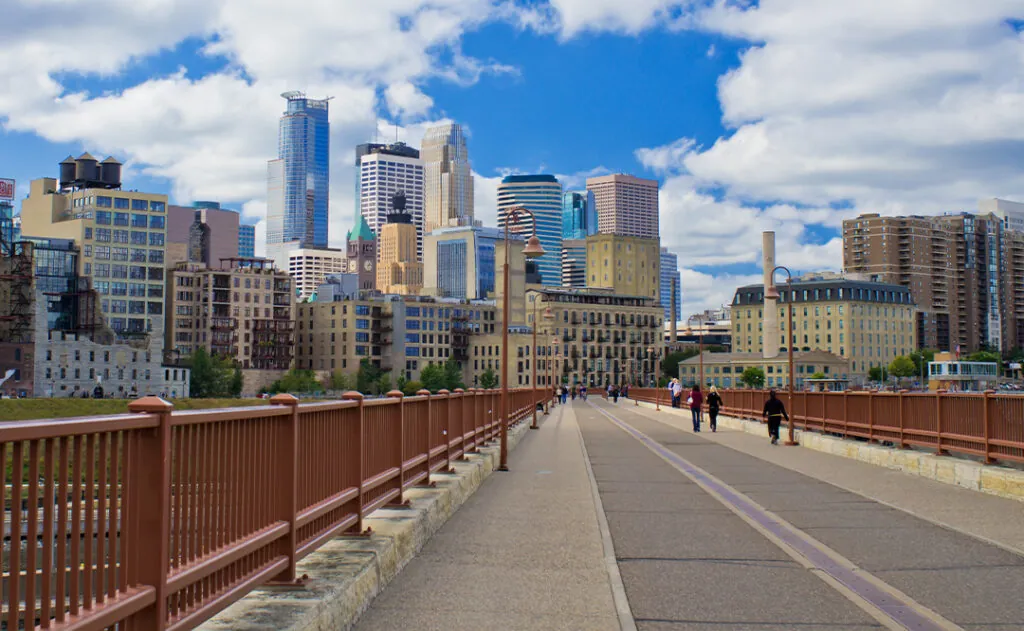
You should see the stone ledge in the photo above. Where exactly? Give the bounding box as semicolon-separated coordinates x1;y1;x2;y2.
199;417;536;631
634;400;1024;503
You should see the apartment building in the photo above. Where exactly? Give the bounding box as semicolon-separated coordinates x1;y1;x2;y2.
585;233;660;300
843;212;1024;353
532;288;665;388
585;174;659;239
731;275;916;377
166;259;295;370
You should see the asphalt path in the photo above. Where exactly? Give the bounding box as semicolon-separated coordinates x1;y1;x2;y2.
577;398;1024;631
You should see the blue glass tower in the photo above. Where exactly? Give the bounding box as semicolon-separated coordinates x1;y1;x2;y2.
275;92;330;248
562;191;596;240
497;175;563;286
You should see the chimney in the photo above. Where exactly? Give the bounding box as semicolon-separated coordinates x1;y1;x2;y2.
763;232;779;359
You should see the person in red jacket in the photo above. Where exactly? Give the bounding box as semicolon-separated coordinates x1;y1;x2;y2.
688;384;704;432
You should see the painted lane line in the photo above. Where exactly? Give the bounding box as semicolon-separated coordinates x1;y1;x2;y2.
568;404;638;631
587;401;962;631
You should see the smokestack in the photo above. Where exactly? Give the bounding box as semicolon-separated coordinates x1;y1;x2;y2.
763;232;779;359
670;279;678;348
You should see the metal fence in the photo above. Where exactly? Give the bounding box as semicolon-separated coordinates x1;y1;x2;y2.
627;387;1024;465
1;387;546;631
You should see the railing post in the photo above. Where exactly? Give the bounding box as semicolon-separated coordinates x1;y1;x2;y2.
935;389;946;455
897;390;907;449
341;391;367;533
983;390;994;464
386;390;407;504
126;396;173;631
270;393;300;583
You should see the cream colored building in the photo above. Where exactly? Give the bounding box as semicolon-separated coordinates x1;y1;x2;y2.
20;176;169;344
284;247;349;300
585;233;660;301
532;288;664;388
422;122;474;233
731;275;916;379
377;219;423;295
166;260;295;370
679;350;851;390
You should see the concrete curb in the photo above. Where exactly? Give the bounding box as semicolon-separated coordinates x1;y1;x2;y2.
634;400;1024;504
199;418;536;631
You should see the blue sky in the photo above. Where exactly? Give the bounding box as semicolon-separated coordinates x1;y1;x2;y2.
3;1;1024;314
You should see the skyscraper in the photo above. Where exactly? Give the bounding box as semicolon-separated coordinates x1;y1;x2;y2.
562;190;597;240
660;247;681;322
266;92;330;256
422;122;473;233
423;226;505;300
355;142;419;216
497;175;563;286
560;239;587;288
586;174;659;238
359;145;424;260
238;223;256;257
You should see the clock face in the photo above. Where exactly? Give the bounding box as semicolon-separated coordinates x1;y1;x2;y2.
364;259;373;271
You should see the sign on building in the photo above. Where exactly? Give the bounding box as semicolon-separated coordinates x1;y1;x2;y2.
0;178;14;201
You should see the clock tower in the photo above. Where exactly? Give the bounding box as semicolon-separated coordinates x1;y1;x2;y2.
347;215;377;290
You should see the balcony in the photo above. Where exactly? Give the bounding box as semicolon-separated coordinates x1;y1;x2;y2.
211;317;237;330
372;321;393;333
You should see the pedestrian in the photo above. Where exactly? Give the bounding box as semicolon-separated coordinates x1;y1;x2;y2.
707;386;723;432
611;385;620;403
762;389;789;445
561;385;568;405
571;386;577;400
581;384;588;400
670;379;682;408
623;384;629;399
688;384;703;432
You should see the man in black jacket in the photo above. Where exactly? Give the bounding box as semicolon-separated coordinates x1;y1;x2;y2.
762;390;789;445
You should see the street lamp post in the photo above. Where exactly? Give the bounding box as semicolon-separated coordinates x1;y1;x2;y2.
531;295;553;429
551;335;558;403
688;314;705;388
765;266;798;446
500;207;545;471
648;346;660;411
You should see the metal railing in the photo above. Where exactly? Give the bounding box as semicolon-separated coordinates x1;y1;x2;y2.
1;387;546;630
627;387;1024;465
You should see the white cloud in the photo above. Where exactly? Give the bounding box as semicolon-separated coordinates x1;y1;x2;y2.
473;171;501;227
678;268;761;321
384;82;435;120
541;0;697;38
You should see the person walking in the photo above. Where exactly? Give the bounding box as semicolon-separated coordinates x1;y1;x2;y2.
688;384;704;432
670;379;682;408
561;385;569;405
762;389;789;445
581;384;587;400
611;385;619;403
707;386;723;432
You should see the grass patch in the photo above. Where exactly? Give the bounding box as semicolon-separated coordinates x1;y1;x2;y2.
0;398;266;422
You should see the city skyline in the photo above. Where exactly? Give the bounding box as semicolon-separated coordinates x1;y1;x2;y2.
2;3;1023;316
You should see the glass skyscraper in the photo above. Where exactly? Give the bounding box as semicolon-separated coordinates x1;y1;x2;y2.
266;92;330;252
660;247;682;322
238;223;256;257
497;175;563;286
424;226;502;300
562;191;597;240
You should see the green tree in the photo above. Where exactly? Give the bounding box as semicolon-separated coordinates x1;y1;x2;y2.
808;371;827;380
402;380;424;396
868;365;888;383
187;347;239;398
909;349;936;378
266;369;320;395
356;359;384;395
442;359;465;391
325;371;355;392
967;350;1001;364
739;366;766;389
889;356;917;380
661;351;693;379
420;364;447;393
377;374;393;394
229;367;243;397
479;368;498;389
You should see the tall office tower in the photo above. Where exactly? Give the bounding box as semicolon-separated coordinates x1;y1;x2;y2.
265;92;330;257
560;239;587;288
843;212;1024;353
562;190;597;240
358;145;425;260
422;122;473;233
497;175;563;286
376;192;423;295
0;178;18;256
354;142;419;216
238;223;256;257
423;226;506;299
586;174;659;238
660;246;681;323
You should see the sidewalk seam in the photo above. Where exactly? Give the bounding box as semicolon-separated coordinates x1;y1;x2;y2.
571;404;639;631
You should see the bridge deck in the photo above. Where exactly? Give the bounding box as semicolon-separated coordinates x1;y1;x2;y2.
354;398;1024;630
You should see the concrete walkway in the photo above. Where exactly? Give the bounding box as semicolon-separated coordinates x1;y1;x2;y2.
629;398;1024;555
351;404;627;631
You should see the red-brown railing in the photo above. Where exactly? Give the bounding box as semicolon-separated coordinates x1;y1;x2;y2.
1;387;547;631
628;387;1024;465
